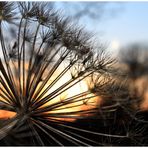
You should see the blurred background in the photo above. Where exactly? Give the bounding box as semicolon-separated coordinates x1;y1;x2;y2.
54;2;148;111
54;2;148;55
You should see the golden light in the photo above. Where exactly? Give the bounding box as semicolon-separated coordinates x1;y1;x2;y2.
0;110;16;119
0;61;101;121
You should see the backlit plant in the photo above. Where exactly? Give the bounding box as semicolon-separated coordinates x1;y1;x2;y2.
1;2;147;146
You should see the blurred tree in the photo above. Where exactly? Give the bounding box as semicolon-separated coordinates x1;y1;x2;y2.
118;44;148;104
54;2;124;23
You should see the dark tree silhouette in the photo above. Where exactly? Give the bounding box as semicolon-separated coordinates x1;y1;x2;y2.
119;44;148;106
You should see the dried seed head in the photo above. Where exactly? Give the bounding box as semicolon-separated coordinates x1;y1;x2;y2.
0;2;120;146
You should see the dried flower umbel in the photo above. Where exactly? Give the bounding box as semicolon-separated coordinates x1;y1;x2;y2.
0;2;132;146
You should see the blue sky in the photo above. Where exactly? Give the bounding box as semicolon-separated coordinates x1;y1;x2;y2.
55;2;148;51
97;2;148;47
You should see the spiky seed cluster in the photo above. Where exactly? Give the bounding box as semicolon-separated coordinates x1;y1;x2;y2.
0;2;139;146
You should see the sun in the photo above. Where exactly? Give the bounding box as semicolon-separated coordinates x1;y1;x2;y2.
111;40;120;50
